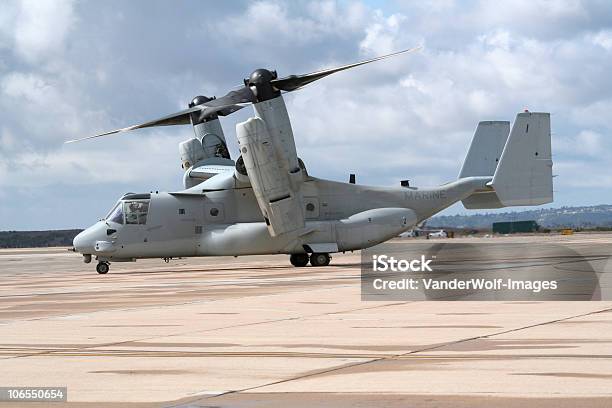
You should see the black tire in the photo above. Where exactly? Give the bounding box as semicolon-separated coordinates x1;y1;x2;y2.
290;254;309;267
96;262;109;274
310;253;330;267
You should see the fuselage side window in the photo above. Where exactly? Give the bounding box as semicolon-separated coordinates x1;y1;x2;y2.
124;200;149;225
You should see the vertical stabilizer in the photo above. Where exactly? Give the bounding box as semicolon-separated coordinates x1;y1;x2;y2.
459;121;510;178
460;121;510;209
491;112;553;206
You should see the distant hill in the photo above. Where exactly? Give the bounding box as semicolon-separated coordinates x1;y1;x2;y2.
0;229;83;248
429;205;612;230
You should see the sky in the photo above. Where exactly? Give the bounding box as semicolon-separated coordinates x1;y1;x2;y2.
1;0;612;230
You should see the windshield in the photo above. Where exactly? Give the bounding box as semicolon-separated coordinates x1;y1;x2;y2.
124;200;149;225
106;203;124;225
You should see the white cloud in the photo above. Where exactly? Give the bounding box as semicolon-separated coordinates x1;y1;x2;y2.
2;71;54;101
0;1;18;50
575;130;604;156
555;130;606;158
306;0;368;31
210;0;367;47
0;71;108;147
0;129;185;188
359;11;407;55
471;0;589;37
554;159;612;188
12;0;76;63
571;98;612;129
590;29;612;50
478;30;512;51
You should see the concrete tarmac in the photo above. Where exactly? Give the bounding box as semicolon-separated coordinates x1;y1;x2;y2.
0;233;611;407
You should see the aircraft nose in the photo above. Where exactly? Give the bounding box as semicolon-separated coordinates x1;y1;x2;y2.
73;228;95;254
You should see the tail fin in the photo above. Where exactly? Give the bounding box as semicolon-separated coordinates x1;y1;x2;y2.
459;121;510;178
492;112;553;206
460;112;553;209
459;121;510;209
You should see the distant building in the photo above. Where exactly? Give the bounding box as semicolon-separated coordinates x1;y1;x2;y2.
492;220;539;234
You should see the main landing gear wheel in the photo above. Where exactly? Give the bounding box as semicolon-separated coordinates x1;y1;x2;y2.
290;254;309;267
310;253;331;267
96;262;110;274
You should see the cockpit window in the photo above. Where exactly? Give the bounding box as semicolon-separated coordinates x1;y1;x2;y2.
124;200;149;225
106;203;124;225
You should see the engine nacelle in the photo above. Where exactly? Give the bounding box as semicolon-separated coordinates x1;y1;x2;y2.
179;116;230;171
252;96;300;174
179;138;205;170
236;116;305;237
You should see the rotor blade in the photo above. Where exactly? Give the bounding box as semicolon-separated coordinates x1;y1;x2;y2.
271;46;422;92
203;86;256;107
194;103;246;123
65;103;246;144
216;104;246;117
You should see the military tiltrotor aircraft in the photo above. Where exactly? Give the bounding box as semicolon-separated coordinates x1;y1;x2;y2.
68;49;553;274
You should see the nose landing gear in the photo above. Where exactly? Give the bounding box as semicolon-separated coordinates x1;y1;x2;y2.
96;261;110;274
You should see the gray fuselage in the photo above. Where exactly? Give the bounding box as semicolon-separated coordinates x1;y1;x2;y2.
73;174;489;261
